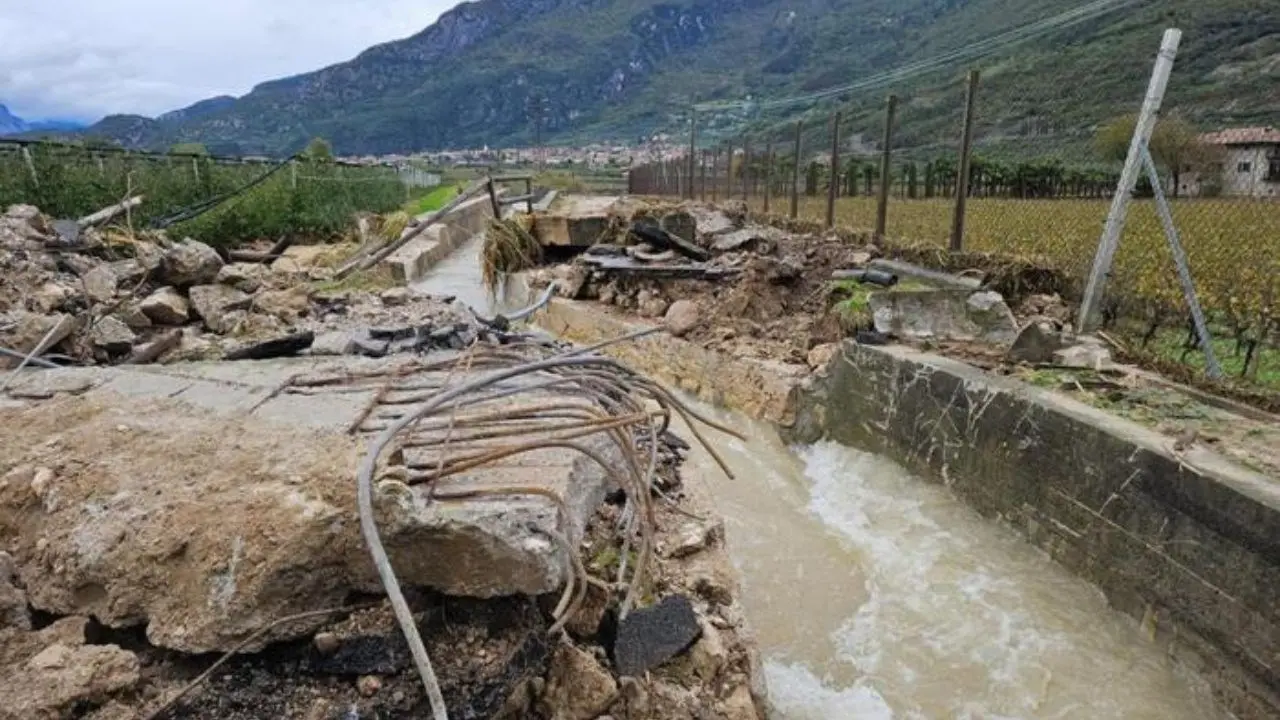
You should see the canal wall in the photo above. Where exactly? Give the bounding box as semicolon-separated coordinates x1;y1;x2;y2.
790;341;1280;720
535;297;1280;719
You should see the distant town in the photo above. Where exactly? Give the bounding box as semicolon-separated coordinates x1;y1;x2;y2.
336;135;687;171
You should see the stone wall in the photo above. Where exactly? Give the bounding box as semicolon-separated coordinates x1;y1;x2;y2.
788;341;1280;719
382;194;496;284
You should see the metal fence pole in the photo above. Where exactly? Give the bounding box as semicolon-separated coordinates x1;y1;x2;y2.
790;121;802;219
950;70;980;252
875;95;898;240
1078;28;1182;333
826;112;842;229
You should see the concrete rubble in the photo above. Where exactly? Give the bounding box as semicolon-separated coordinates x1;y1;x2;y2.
1;203;770;719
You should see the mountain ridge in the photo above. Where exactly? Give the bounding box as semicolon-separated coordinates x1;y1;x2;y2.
72;0;1280;156
0;104;87;136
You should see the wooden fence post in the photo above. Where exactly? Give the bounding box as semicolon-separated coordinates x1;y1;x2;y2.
875;94;898;240
763;140;774;214
790;120;802;219
950;70;980;252
700;150;708;201
21;146;39;187
687;110;698;200
741;139;751;201
826;112;841;229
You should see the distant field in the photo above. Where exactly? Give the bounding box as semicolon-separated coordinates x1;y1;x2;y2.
405;183;460;215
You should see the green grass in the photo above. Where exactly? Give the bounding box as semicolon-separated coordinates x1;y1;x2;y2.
404;183;460;215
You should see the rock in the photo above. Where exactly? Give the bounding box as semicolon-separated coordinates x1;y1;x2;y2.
313;632;340;655
691;573;734;607
0;642;140;720
159;239;223;287
660;211;697;244
565;582;611;640
310;331;356;356
668;520;724;559
270;256;304;275
539;642;617;720
0;312;76;369
609;594;702;676
684;620;727;682
1018;292;1070;324
139;287;190;326
965;291;1019;344
1008;320;1066;364
112;302;152;330
253;287;311;320
806;343;840;371
89;317;136;355
379;287;411;307
188;285;251;333
636;289;670;319
32;282;74;313
216;263;265;293
0;551;30;631
719;685;759;720
687;207;736;237
552;264;589;299
82;265;119;304
664;300;701;338
1053;336;1113;369
357;675;382;697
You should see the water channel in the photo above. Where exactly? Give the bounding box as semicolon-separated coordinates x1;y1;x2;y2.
414;243;1225;719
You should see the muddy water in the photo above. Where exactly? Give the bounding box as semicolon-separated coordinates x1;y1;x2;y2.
413;247;1224;719
675;402;1225;720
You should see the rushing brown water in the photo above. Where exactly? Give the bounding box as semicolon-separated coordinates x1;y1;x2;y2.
416;249;1225;720
674;402;1225;720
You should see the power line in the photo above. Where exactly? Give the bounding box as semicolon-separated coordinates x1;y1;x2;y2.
693;0;1142;113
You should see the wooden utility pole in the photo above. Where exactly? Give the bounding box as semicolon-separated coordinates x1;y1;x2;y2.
875;95;898;240
790;120;802;219
686;110;698;200
763;140;773;214
826;112;842;229
950;70;980;252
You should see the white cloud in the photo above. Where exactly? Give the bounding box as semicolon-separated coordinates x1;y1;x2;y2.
0;0;457;121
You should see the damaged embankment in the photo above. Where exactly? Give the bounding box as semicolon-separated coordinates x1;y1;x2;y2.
1;200;769;719
515;196;1280;720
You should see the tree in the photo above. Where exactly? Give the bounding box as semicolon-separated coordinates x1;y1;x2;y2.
304;137;334;162
169;142;209;156
1094;114;1205;197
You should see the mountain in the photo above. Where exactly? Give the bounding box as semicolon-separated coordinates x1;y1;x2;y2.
0;104;88;136
0;105;27;136
80;0;1280;156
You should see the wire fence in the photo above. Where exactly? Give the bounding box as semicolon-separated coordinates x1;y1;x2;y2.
627;55;1280;396
0;139;411;246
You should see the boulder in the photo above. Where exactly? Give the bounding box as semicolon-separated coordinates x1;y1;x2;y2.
139;287;190;326
1007;320;1066;364
0;643;140;720
1053;336;1113;369
112;302;152;331
159;239;223;287
188;284;251;333
965;291;1019;344
806;343;840;371
309;331;356;356
552;264;589;299
253;288;310;320
664;300;701;338
379;287;411;307
539;642;617;720
870;289;1017;345
31;283;74;314
81;265;119;304
0;551;30;631
88;317;136;355
0;312;76;369
216;263;266;293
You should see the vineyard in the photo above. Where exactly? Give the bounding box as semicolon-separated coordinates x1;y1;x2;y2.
773;195;1280;388
0;141;407;246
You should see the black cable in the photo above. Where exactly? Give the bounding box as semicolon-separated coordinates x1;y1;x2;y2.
149;153;300;229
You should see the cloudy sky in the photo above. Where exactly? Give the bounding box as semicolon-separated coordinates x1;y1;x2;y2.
0;0;458;122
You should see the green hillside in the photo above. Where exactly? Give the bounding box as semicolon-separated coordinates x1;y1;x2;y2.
80;0;1279;156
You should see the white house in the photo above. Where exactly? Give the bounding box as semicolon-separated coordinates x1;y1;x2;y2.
1183;127;1280;198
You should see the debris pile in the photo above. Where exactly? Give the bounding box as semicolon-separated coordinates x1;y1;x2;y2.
0;204;496;370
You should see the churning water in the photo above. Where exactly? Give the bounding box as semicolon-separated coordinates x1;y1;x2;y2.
676;403;1225;720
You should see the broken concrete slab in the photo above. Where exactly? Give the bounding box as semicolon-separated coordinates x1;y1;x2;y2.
532;195;622;247
869;288;1017;345
0;354;621;653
